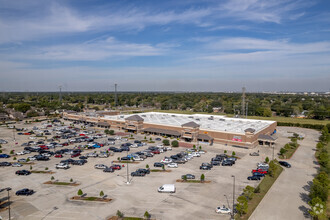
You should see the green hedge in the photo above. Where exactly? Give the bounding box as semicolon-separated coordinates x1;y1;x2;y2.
277;122;330;131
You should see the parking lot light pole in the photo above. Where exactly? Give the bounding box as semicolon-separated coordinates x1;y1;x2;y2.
272;144;275;161
231;175;235;220
126;149;130;184
7;187;11;220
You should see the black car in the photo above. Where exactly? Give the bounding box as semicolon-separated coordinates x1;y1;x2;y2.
253;172;265;177
113;148;123;152
72;160;84;166
247;175;261;180
134;140;141;144
200;165;211;170
136;168;150;174
61;159;75;164
108;138;116;141
279;161;291;168
211;157;222;162
221;160;233;166
0;162;12;167
16;188;34;196
170;155;179;160
35;155;49;161
131;171;146;177
103;167;114;173
120;147;130;151
79;156;88;160
120;156;131;161
201;163;213;168
211;160;221;166
154;162;164;167
181;174;195;179
155;138;161;141
16;170;31;175
109;147;117;151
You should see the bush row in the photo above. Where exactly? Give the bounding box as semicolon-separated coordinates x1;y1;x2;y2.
277;122;330;131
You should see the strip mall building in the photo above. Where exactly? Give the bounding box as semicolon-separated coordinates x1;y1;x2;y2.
63;111;277;148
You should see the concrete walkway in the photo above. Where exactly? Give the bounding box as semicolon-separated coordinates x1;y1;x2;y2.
249;127;320;220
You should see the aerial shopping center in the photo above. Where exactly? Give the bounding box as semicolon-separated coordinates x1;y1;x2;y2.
63;111;277;149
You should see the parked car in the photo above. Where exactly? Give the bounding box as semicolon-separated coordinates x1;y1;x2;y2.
17;158;27;163
110;164;121;170
94;164;107;169
200;165;211;170
12;162;23;167
27;156;36;161
158;184;175;193
103;167;114;172
99;153;109;158
279;161;291;168
221;160;233;166
35;155;49;161
0;154;10;158
87;153;98;157
131;171;146;177
0;162;11;166
211;160;221;166
55;154;63;158
120;156;131;161
56;163;70;169
250;152;260;156
247;175;261;180
79;156;88;160
136;168;150;174
71;152;81;158
252;172;265;177
252;169;268;174
155;138;161;141
16;188;34;196
16;151;26;156
167;163;178;168
16;170;31;175
154;162;164;167
181;174;195;180
215;206;231;214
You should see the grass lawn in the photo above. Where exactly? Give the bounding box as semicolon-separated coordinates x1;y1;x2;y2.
236;162;283;220
176;179;211;183
147;109;329;125
44;181;79;186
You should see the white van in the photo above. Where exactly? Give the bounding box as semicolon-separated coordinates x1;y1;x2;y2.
158;184;175;193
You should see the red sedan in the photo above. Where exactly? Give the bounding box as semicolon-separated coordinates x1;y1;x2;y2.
252;169;268;174
71;153;81;158
55;154;63;158
110;165;121;170
151;150;160;154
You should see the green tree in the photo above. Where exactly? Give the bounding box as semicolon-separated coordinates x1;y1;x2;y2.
308;197;326;219
144;211;151;219
70;178;73;182
232;151;236;156
265;157;269;164
51;176;54;181
100;191;104;197
236;195;248;216
171;140;179;147
116;210;124;218
183;175;187;181
200;174;205;182
162;139;170;146
280;148;286;155
316;142;324;150
109;130;115;135
77;189;83;196
146;164;149;169
243;185;255;200
310;179;328;202
224;150;227;154
193;145;196;150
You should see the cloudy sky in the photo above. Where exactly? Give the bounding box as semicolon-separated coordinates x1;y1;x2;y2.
0;0;329;92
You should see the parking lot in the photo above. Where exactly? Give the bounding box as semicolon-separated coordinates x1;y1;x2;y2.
0;120;281;220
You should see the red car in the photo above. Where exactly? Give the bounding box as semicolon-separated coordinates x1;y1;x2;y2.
24;133;31;135
71;153;81;158
110;165;121;170
252;169;268;174
62;142;69;146
40;145;49;150
151;150;160;154
55;154;63;158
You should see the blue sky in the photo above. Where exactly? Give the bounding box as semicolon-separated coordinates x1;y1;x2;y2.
0;0;329;92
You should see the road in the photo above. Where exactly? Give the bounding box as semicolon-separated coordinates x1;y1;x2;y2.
249;127;320;220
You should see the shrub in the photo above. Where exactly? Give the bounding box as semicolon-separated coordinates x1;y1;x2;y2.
116;210;124;218
254;185;260;193
265;157;269;164
183;175;187;181
150;137;152;141
200;174;205;182
30;165;32;170
236;196;248;216
162;164;165;171
224;150;227;154
77;189;83;196
199;146;202;150
146;164;149;169
26;158;30;162
0;150;2;153
243;185;255;200
45;167;48;170
144;136;147;140
316;142;324;150
13;157;16;160
193;145;196;149
144;211;151;219
279;148;286;155
171;140;179;147
232;151;236;156
100;191;104;197
117;157;120;161
51;176;55;180
162;139;170;146
10;150;14;154
70;178;73;182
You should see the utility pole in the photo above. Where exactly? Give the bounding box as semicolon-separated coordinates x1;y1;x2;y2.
242;87;246;117
7;187;11;220
114;83;118;107
246;102;248;119
59;85;62;105
231;175;235;220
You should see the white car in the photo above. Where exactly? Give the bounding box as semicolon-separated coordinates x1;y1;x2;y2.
198;150;206;154
133;156;144;161
87;153;98;157
215;206;231;214
191;152;201;157
131;144;138;148
16;151;26;156
27;156;36;161
167;163;178;168
12;162;23;167
56;163;70;169
165;147;172;151
161;158;173;164
94;164;107;169
98;153;109;158
42;153;51;157
23;150;31;154
29;136;37;140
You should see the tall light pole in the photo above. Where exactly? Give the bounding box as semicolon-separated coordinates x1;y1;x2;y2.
231;175;235;220
7;187;11;220
126;149;130;184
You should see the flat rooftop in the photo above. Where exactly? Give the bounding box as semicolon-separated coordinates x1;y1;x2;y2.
103;112;275;134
